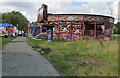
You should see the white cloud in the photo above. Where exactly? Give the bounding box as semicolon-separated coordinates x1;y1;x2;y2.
21;11;30;20
0;0;119;23
0;3;17;12
0;0;114;2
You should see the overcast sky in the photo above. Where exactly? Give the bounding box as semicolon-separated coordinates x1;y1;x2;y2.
0;0;119;23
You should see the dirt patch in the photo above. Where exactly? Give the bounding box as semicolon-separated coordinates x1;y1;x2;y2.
80;57;102;67
39;48;52;55
32;45;52;55
67;56;103;67
32;45;42;49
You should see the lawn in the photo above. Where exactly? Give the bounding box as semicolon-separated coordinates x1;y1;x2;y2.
1;36;17;47
28;35;119;76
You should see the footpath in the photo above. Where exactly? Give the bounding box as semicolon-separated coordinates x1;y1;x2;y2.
2;37;59;76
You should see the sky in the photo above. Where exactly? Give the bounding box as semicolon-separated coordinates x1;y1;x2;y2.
0;0;119;24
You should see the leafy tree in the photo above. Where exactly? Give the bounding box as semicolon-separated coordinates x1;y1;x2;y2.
113;24;118;34
115;22;120;34
1;11;29;33
113;22;120;34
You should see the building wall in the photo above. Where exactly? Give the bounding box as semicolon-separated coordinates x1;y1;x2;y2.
46;14;114;40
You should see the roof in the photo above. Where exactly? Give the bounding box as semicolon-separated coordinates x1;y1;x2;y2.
48;13;114;19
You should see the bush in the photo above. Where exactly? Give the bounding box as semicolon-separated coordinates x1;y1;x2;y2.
114;22;120;34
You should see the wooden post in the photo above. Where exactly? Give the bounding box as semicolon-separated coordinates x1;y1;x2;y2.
94;21;96;39
82;21;85;39
70;21;72;40
58;21;60;40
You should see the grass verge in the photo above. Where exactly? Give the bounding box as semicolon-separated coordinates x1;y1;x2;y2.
28;35;119;76
1;36;17;47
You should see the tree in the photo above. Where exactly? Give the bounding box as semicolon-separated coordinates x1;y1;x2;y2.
1;11;29;33
115;22;120;34
113;24;118;34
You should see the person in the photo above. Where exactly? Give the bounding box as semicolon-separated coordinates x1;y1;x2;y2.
22;30;24;36
5;30;8;38
18;30;22;36
15;29;18;36
48;29;52;42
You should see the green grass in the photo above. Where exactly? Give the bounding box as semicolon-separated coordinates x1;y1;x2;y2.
1;36;17;47
28;35;119;76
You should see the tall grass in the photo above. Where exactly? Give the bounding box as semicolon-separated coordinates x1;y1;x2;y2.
28;36;118;76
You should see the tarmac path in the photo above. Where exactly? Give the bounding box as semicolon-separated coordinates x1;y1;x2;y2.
2;37;59;76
